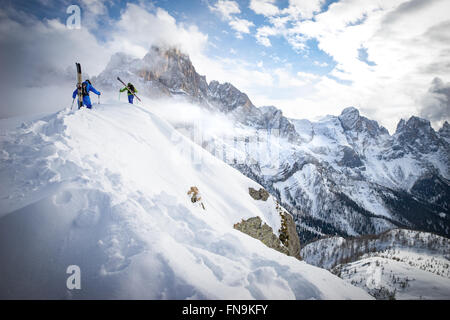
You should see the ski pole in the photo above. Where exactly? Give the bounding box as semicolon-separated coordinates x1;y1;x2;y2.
71;98;75;110
98;95;100;105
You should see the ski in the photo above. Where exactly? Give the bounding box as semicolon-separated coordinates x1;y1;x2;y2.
117;77;142;102
76;62;83;109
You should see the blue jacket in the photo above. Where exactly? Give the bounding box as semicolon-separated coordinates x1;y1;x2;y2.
72;82;101;99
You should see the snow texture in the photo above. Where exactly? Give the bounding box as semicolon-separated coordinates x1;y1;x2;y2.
0;102;371;299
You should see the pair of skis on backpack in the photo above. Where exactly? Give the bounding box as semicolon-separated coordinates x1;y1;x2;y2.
73;62;141;110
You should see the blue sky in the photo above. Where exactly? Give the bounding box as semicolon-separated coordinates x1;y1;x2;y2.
1;0;449;131
9;0;336;76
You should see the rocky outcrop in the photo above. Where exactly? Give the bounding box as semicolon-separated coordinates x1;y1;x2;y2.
260;106;301;143
439;121;450;143
339;107;389;137
141;46;210;102
208;81;253;112
234;217;289;255
249;187;269;201
338;146;364;168
235;189;301;259
277;202;301;259
233;214;300;259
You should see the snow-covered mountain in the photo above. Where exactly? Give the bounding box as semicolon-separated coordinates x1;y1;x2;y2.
300;229;450;299
94;47;450;243
0;102;371;299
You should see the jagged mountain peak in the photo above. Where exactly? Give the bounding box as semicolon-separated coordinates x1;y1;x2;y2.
395;115;434;135
341;106;360;116
338;107;360;130
139;45;208;98
260;105;281;115
439;121;450;139
338;107;388;137
394;115;446;154
143;45;193;71
406;115;432;129
395;118;406;133
208;80;254;112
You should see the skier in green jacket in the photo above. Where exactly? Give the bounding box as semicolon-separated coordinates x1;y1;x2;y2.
120;83;138;104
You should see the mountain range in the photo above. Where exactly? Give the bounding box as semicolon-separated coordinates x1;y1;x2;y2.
94;46;450;244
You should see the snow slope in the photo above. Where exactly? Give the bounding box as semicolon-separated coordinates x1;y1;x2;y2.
0;102;371;299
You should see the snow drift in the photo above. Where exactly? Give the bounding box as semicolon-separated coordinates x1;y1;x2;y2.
0;102;371;299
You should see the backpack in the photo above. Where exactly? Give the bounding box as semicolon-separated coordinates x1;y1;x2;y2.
128;84;135;93
81;82;89;96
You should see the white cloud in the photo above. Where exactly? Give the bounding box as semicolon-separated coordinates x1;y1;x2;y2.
108;4;208;59
420;77;450;128
80;0;108;16
249;0;280;17
282;0;325;19
314;61;328;67
209;0;240;20
229;18;254;38
255;25;278;47
246;0;450;131
209;0;255;39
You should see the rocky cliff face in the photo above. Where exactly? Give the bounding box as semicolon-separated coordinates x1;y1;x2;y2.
439;121;450;143
140;46;210;102
233;188;301;260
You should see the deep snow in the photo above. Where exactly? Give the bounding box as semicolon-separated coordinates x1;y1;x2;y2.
0;102;371;299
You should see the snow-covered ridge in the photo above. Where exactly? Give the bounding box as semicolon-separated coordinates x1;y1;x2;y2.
0;102;371;299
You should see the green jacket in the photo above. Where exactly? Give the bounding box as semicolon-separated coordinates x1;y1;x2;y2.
120;86;138;96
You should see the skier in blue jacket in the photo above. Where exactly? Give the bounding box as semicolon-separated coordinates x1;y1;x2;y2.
72;80;101;109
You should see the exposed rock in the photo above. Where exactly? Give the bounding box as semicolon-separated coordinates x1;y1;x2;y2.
439;121;450;143
141;46;210;101
277;202;301;259
339;107;389;137
208;81;253;112
249;187;269;201
338;146;364;168
260;106;301;143
394;116;444;154
234;216;301;259
339;107;360;131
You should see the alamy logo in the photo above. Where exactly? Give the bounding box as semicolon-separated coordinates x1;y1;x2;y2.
66;5;81;29
66;265;81;290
